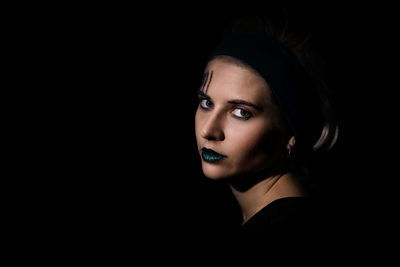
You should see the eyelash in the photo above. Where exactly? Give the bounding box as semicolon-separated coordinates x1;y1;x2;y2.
198;98;253;120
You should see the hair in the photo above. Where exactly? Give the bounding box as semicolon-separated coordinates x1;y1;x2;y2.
219;11;340;154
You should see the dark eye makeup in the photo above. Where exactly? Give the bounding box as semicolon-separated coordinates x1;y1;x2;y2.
198;96;253;120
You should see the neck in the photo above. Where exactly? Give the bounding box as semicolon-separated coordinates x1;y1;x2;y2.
229;172;306;225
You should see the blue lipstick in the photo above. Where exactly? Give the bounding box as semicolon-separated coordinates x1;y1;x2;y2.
201;148;227;163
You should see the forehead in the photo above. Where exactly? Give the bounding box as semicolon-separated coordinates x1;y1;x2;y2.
204;58;272;102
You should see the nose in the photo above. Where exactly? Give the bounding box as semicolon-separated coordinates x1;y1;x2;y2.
200;112;225;141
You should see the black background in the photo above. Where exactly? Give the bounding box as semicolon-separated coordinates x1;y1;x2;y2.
10;1;398;264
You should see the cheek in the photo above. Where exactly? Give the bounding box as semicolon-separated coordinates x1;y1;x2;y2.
229;127;265;155
226;121;281;163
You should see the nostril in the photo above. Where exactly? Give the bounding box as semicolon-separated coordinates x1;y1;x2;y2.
198;113;225;141
201;129;216;140
201;127;224;141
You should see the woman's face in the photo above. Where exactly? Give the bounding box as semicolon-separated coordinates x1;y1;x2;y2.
195;58;288;180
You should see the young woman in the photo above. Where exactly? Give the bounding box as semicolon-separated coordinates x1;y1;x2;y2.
194;14;339;258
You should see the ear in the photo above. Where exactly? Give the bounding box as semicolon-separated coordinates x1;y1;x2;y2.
286;136;296;150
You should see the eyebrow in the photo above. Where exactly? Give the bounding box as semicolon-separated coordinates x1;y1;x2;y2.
198;91;211;99
198;91;263;111
228;99;264;111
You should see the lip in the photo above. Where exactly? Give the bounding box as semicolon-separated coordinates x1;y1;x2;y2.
201;147;227;163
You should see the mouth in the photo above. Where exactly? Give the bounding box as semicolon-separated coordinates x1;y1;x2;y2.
201;148;227;163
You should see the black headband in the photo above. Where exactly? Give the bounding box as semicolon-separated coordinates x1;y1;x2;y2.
209;31;323;151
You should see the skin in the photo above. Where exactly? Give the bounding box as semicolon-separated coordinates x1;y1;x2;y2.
195;58;305;224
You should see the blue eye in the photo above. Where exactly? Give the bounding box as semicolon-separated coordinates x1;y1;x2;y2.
232;108;252;120
200;99;213;109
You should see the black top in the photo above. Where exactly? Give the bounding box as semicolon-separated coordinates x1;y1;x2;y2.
228;196;328;261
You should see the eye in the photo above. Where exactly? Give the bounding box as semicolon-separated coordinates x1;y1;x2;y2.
200;98;213;109
232;108;252;120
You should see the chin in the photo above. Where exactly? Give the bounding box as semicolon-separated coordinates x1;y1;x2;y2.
201;163;232;180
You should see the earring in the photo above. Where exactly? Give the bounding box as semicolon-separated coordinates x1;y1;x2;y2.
287;148;292;158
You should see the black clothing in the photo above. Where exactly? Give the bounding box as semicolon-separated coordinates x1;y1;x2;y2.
228;196;330;262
